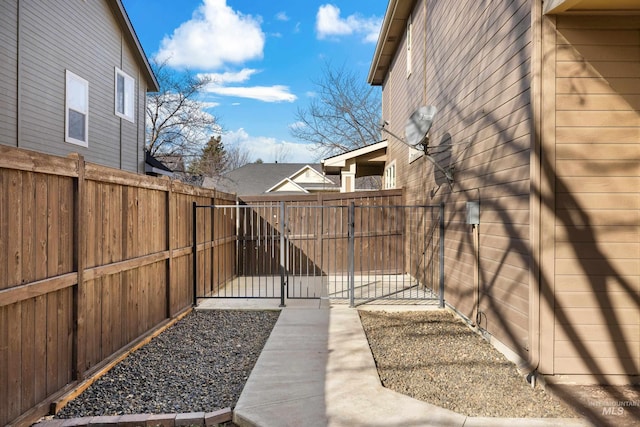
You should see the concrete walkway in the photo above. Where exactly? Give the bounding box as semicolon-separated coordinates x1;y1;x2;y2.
196;299;592;427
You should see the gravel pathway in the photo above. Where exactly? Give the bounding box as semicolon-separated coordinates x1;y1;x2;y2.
56;310;279;418
359;309;579;418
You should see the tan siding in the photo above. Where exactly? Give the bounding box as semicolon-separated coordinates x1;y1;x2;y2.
549;12;640;379
382;0;533;354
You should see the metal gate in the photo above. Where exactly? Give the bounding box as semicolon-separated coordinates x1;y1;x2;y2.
193;202;444;307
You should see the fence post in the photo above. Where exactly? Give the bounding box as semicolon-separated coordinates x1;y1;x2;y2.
192;201;198;306
279;201;286;307
165;179;173;318
71;153;86;380
439;202;445;308
348;201;355;308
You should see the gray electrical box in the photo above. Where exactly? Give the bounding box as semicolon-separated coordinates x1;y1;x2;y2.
466;201;479;225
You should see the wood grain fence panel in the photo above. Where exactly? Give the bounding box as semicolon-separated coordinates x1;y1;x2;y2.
21;298;35;413
0;171;5;290
0;305;7;424
33;294;47;403
7;302;21;422
110;273;123;358
101;275;113;360
7;170;22;288
45;290;58;396
102;184;114;266
57;287;73;390
22;172;36;285
59;177;74;275
83;279;100;371
0;146;241;426
35;174;48;282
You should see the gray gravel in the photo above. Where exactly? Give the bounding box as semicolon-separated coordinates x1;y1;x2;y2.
56;310;279;418
359;309;579;418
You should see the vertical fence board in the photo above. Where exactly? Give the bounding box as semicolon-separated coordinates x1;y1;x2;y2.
35;175;48;281
59;179;74;275
0;305;8;424
22;172;36;284
21;299;35;413
45;291;58;395
33;294;47;403
101;275;112;360
47;175;60;279
7;303;21;422
7;170;22;287
0;171;6;291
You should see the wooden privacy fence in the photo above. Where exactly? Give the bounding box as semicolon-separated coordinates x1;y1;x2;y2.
0;146;235;427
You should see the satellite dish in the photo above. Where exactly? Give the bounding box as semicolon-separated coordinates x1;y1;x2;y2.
405;105;437;147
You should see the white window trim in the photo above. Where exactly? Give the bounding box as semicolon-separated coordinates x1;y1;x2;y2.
406;14;412;78
115;67;135;123
65;70;89;147
384;161;397;189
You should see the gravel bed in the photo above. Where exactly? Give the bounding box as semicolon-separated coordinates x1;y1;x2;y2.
359;309;579;418
56;310;279;418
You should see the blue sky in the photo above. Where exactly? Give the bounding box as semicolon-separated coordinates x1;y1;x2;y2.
121;0;388;163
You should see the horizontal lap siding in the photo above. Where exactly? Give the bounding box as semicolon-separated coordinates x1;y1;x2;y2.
383;0;533;353
0;1;17;147
552;15;640;376
12;0;145;173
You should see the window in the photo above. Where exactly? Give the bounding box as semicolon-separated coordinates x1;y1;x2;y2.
65;70;89;147
384;162;396;189
406;14;412;77
115;67;135;122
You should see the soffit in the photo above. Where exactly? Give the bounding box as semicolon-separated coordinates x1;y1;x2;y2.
368;0;417;85
544;0;640;14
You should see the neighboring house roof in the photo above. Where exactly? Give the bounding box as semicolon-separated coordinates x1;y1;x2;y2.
144;151;173;177
322;140;388;177
210;163;340;196
155;154;186;172
111;0;159;91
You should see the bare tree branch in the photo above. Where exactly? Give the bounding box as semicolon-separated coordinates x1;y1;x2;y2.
145;59;221;161
290;63;382;158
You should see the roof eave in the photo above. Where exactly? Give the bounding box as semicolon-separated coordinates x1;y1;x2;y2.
367;0;417;86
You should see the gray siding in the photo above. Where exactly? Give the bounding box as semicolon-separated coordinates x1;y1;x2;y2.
382;0;533;354
2;0;149;173
0;1;18;147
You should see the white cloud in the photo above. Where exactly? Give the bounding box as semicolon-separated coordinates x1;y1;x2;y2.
199;68;259;85
156;0;265;69
275;11;289;21
224;128;317;163
199;69;296;103
206;85;297;103
316;4;381;43
288;121;306;130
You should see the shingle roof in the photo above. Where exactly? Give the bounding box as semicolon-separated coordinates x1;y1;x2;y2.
213;163;339;196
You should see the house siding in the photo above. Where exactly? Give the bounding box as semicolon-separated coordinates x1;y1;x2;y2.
541;14;640;378
0;1;18;147
1;0;148;174
382;0;533;355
